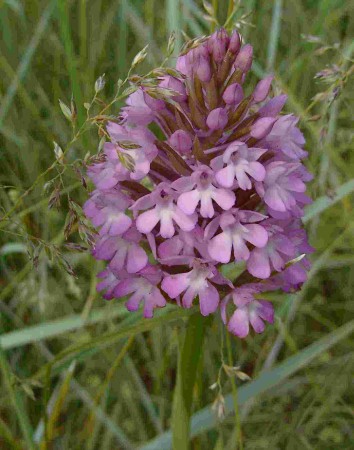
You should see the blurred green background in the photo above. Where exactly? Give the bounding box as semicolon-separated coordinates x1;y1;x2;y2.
0;0;354;449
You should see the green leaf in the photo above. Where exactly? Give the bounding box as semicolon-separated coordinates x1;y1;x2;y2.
140;320;354;449
33;306;196;380
172;313;207;450
0;304;129;350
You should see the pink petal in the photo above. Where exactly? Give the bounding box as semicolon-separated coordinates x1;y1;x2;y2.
249;313;265;334
246;161;266;182
177;190;200;215
161;273;189;298
136;208;160;234
247;248;271;279
126;244;148;273
160;214;175;238
228;308;250;338
114;278;139;297
172;207;196;232
216;165;235;188
200;194;214;218
182;286;197;308
244;224;268;248
208;232;232;263
212;188;235;211
256;300;274;323
199;284;219;316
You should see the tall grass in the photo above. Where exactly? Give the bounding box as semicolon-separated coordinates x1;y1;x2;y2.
0;1;353;449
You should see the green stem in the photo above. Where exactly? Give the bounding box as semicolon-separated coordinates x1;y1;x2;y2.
225;331;243;450
172;313;207;450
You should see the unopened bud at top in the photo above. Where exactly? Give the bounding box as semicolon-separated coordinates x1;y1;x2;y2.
234;44;253;72
207;108;228;130
229;30;241;54
208;28;229;63
223;83;244;105
253;75;273;103
190;46;212;82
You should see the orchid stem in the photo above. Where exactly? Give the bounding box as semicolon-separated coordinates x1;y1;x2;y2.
226;330;243;450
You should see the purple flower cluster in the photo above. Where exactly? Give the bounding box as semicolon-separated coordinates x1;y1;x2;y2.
84;29;314;338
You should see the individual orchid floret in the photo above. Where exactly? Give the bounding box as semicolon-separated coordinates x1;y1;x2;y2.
96;268;122;300
207;209;268;263
106;122;158;180
158;227;210;266
83;189;132;236
221;286;274;338
132;183;197;238
211;141;266;190
258;161;306;213
247;221;296;279
87;159;129;190
161;261;229;316
93;228;148;274
120;88;156;126
264;115;308;160
174;165;235;218
113;266;166;318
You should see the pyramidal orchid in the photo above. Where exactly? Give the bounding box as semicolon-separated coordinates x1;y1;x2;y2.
83;29;313;338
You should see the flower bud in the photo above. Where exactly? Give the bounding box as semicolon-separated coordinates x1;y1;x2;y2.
143;90;165;111
206;108;228;130
222;83;244;105
229;30;241;54
234;44;253;72
253;75;273;103
258;94;288;117
208;28;229;63
250;117;276;139
169;130;193;154
191;46;212;82
159;76;187;101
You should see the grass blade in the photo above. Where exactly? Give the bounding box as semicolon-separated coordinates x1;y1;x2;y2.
0;304;129;350
303;179;354;223
0;345;35;450
140;320;354;449
0;0;55;127
266;0;283;71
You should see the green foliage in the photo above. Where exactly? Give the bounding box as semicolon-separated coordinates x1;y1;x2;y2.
0;1;353;449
